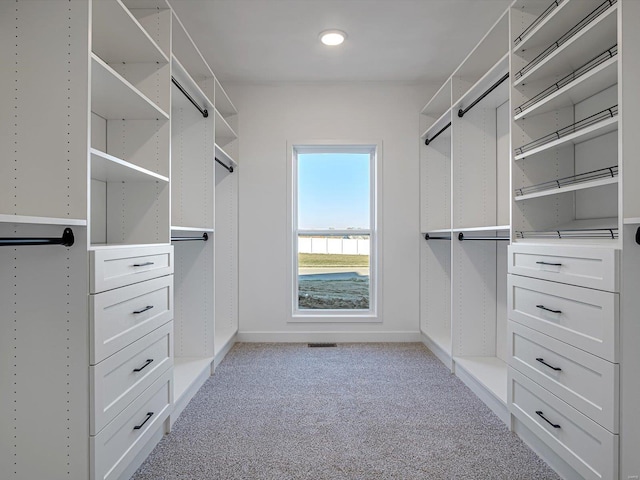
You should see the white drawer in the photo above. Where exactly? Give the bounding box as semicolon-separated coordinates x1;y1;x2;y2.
90;245;173;293
90;322;173;435
508;274;618;362
509;368;618;480
508;244;619;292
90;275;173;364
91;369;172;480
508;321;618;433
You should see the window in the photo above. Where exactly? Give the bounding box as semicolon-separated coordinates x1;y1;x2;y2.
291;144;379;318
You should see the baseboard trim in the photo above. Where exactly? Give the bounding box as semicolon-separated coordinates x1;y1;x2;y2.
236;331;422;343
454;364;510;427
214;332;237;369
171;365;211;427
420;332;453;370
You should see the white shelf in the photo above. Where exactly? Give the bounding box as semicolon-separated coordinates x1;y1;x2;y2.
624;218;640;225
0;214;87;227
172;55;213;111
91;54;169;120
171;226;214;233
455;54;509;113
422;228;452;234
90;148;169;183
453;225;510;233
424;330;452;356
92;0;169;64
514;115;618;160
421;78;451;118
88;242;170;251
174;356;214;405
421;109;452;142
215;77;238;117
171;11;213;82
515;55;617;120
515;176;617;202
215;143;238;168
215;108;238;144
513;5;617;88
514;0;606;53
454;356;507;405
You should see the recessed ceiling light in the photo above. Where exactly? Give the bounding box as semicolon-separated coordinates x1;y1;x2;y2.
319;29;347;46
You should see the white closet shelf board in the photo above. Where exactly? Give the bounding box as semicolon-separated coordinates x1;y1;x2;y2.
422;228;453;234
423;330;452;356
173;356;214;424
453;225;510;232
513;5;617;88
92;0;169;64
515;56;618;120
172;55;213;111
91;55;169;120
89;242;171;251
515;176;618;201
513;0;606;53
215;78;238;117
215;144;238;169
171;226;214;233
0;214;87;227
90;149;169;183
455;54;509;113
421;78;451;117
421;108;452;141
514;116;617;160
623;218;640;225
452;10;508;87
215;109;238;144
454;356;507;404
171;11;213;82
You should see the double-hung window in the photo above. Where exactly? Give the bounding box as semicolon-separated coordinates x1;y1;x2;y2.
291;144;379;319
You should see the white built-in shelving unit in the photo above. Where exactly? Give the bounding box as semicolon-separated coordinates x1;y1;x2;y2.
0;1;239;478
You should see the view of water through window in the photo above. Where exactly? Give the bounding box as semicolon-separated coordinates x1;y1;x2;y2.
296;152;372;310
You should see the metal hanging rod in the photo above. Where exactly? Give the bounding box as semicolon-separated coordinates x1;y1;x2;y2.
458;233;510;242
458;73;509;118
171;76;208;118
424;233;451;241
425;122;451;146
215;157;234;173
0;227;75;247
171;233;209;242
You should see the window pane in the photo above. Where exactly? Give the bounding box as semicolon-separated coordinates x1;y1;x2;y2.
298;234;370;310
297;153;370;230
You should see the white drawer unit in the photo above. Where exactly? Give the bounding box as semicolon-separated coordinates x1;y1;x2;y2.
90;245;174;293
90;322;173;435
509;368;618;480
91;369;173;480
508;274;619;362
508;322;619;433
90;275;174;364
508;244;619;292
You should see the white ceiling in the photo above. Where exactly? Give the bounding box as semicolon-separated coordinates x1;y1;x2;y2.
168;0;511;84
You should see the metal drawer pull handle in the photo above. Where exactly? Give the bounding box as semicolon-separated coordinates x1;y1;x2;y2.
133;359;154;372
536;304;562;314
133;305;154;314
536;358;562;371
536;261;562;266
133;262;154;267
536;410;561;429
133;412;154;430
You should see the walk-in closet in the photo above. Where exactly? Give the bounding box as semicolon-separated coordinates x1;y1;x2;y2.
2;0;640;479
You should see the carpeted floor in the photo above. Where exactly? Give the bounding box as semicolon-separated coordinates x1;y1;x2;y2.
132;343;560;480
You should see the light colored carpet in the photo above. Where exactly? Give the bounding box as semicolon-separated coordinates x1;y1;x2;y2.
133;343;560;480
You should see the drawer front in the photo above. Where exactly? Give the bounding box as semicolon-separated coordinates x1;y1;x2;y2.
90;245;173;293
508;274;618;362
91;322;173;435
508;244;619;292
90;275;173;364
509;368;617;480
508;321;618;432
91;369;172;480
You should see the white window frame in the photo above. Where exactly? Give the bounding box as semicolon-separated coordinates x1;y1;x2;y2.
287;141;382;322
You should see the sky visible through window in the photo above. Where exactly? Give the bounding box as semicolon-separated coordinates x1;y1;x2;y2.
298;153;370;230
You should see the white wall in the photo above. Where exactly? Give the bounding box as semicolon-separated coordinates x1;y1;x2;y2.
228;83;428;341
